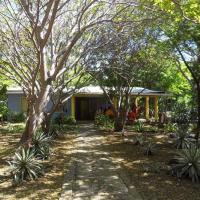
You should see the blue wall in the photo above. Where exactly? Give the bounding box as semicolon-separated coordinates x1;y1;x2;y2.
8;94;22;113
8;94;72;118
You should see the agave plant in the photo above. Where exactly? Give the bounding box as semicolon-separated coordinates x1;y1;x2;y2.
144;141;155;156
8;148;43;184
171;145;200;183
134;135;144;145
174;125;190;149
32;131;52;159
49;124;61;138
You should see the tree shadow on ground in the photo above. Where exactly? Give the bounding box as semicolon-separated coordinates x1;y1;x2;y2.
92;129;200;200
0;127;75;200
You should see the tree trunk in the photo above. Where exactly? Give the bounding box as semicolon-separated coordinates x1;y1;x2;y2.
42;113;53;134
114;110;126;132
20;108;39;146
195;85;200;141
20;86;51;145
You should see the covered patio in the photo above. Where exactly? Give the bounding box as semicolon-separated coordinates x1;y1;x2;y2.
70;86;170;122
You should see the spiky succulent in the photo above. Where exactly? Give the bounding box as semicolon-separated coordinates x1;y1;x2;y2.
134;135;144;145
8;148;43;184
171;145;200;183
174;125;190;149
144;141;155;156
32;131;52;159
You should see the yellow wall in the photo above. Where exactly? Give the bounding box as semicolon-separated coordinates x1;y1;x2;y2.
154;96;159;122
21;96;28;112
145;96;150;121
71;96;75;118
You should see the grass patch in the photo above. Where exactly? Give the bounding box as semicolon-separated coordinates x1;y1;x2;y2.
0;123;25;135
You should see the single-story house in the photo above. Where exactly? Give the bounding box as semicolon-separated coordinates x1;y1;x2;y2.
7;86;170;121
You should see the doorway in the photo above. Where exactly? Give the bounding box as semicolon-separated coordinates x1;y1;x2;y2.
75;97;105;120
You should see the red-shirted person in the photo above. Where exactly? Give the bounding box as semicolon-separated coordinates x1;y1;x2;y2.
128;103;138;122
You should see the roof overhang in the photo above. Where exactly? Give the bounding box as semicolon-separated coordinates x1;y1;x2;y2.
7;86;171;97
7;87;24;95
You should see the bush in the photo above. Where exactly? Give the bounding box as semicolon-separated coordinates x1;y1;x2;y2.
174;125;190;149
134;121;144;132
0;101;8;120
164;123;177;133
32;131;52;159
146;126;158;133
8;148;44;184
54;114;76;125
63;116;76;125
94;114;114;130
170;145;200;183
0;85;8;120
7;112;26;123
171;104;195;124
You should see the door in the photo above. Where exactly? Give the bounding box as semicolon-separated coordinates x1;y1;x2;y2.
75;97;105;120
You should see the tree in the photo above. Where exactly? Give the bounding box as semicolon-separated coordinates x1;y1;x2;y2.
0;0;120;145
84;24;153;131
41;67;92;133
151;0;200;139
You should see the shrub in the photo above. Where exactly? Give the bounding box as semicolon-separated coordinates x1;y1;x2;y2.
134;121;144;132
95;114;114;130
146;126;158;133
174;125;190;149
164;123;177;133
32;131;52;159
144;141;155;156
7;112;26;123
63;116;76;125
8;148;43;184
170;145;200;183
0;85;8;120
171;104;194;124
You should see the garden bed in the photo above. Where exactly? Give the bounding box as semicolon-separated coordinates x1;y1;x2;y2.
102;126;200;200
0;123;75;200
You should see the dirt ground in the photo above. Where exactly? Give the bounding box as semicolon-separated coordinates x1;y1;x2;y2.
0;123;75;200
102;127;200;200
1;123;200;200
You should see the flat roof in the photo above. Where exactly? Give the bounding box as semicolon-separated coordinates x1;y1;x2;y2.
7;86;170;96
7;87;24;94
76;86;170;96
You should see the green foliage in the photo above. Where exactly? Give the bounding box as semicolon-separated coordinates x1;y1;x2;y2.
95;114;114;130
49;124;63;138
53;114;76;125
63;116;76;125
0;123;25;134
0;84;7;118
8;148;43;184
7;112;26;123
146;125;158;133
164;123;177;133
143;141;155;156
153;0;200;24
171;104;194;124
174;125;190;149
134;121;145;132
32;132;52;159
171;145;200;183
134;135;144;145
